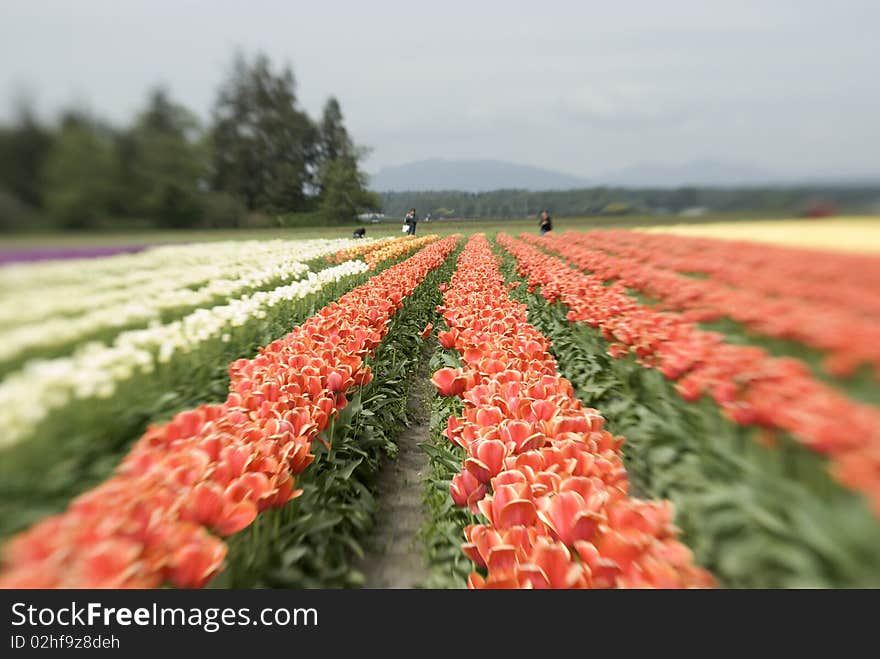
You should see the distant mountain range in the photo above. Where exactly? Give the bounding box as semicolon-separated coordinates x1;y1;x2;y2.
368;158;878;192
368;159;590;193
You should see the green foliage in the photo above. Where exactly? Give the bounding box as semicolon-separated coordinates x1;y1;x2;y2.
123;88;208;228
313;97;379;224
199;191;247;229
416;278;478;589
317;97;354;168
275;211;328;229
318;154;381;224
42;115;117;229
420;350;476;589
0;189;38;231
0;54;376;232
0;102;53;211
210;52;317;213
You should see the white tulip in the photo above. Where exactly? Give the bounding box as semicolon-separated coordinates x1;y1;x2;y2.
0;258;370;449
0;237;377;363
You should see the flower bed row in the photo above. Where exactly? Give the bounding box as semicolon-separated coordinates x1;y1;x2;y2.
0;238;366;374
0;259;370;452
328;236;399;262
1;238;361;332
588;229;880;319
504;255;880;587
362;235;440;269
429;234;714;588
538;231;880;378
499;233;880;516
218;242;461;587
0;258;377;545
0;236;459;588
0;244;149;267
327;234;438;269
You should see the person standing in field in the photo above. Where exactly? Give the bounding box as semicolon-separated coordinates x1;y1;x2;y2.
405;207;418;235
539;209;553;235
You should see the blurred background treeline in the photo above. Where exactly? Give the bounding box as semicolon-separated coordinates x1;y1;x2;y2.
0;52;380;233
3;48;880;235
379;186;880;221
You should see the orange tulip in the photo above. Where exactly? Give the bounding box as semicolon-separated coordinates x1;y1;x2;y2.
431;367;466;397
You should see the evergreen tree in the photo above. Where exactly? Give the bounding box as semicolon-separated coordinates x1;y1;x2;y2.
318;97;354;163
210;53;317;212
0;100;53;210
42;112;116;229
125;87;206;227
318;153;380;223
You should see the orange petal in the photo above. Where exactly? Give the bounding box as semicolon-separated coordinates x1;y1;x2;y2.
498;499;538;528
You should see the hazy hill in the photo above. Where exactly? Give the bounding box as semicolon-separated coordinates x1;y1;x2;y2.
368;158;590;192
369;157;879;193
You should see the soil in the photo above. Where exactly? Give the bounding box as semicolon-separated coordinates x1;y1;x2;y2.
358;342;434;588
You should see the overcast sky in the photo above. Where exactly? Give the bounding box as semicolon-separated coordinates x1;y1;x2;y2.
1;0;878;180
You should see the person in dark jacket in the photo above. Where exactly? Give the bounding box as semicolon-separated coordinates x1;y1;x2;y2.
539;210;553;235
405;208;418;235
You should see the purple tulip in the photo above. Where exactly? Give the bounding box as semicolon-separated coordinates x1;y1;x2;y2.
0;244;150;266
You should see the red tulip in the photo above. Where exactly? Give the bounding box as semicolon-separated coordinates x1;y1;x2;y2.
528;540;589;588
431;367;466;397
500;420;544;452
79;539;143;588
437;329;458;349
167;531;227;588
537;491;602;546
450;471;488;510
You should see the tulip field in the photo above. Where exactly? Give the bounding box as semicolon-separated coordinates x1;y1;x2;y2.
1;224;879;588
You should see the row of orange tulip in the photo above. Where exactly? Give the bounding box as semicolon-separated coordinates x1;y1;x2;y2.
0;236;460;588
580;229;880;320
498;233;880;517
430;235;714;588
539;231;880;378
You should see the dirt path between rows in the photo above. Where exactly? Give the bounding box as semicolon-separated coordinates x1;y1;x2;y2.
358;342;434;588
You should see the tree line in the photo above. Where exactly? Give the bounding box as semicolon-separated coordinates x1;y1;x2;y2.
379;185;880;220
0;53;379;232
